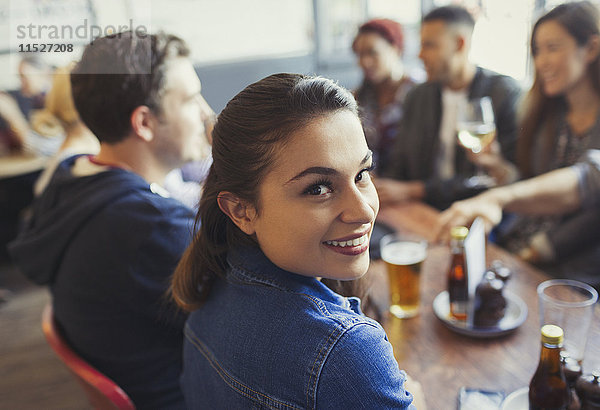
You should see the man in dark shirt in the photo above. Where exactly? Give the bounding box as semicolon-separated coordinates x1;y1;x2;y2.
376;5;521;210
10;31;212;408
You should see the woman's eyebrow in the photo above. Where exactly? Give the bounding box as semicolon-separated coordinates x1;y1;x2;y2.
285;150;373;184
286;167;338;184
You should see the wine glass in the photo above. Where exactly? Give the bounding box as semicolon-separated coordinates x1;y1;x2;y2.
456;97;496;187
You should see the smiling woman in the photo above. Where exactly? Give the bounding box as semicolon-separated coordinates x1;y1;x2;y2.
241;111;378;280
170;73;415;409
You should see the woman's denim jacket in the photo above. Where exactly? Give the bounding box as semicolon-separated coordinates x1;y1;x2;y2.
180;246;415;409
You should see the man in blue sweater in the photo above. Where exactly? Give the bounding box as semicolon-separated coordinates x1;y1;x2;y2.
10;31;212;408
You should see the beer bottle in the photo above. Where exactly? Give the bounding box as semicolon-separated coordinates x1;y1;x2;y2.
529;324;570;410
448;226;469;320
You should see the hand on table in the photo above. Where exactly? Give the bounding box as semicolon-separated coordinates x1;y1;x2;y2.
373;178;425;207
434;191;503;243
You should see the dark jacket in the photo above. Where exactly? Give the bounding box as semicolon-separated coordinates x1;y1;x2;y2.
385;67;522;209
9;155;193;409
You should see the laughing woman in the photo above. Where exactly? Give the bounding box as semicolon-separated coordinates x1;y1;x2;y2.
171;74;415;409
494;1;600;281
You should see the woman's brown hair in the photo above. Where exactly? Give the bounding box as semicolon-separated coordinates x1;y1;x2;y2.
171;73;358;312
518;1;600;177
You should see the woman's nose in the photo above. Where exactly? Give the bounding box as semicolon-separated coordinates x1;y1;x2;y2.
339;186;377;225
359;55;373;70
534;51;549;70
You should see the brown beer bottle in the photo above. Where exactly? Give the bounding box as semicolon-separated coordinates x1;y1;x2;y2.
529;324;570;410
448;226;469;320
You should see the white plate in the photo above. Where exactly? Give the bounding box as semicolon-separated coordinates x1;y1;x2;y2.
500;387;528;410
432;290;528;338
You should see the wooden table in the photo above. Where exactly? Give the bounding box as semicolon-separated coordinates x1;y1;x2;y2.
375;202;600;410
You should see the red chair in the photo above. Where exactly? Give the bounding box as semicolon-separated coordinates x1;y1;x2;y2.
41;303;136;410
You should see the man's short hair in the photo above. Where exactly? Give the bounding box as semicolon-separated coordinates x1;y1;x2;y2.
71;31;189;144
423;5;475;31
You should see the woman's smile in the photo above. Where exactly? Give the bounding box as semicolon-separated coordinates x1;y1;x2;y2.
323;232;370;256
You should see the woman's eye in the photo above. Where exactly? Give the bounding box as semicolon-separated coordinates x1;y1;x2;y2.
305;184;333;196
356;165;375;183
548;44;561;52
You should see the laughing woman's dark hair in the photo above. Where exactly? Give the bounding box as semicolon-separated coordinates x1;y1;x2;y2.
171;73;358;311
518;1;600;177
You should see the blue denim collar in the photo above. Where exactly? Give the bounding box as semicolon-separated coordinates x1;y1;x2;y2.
226;245;350;308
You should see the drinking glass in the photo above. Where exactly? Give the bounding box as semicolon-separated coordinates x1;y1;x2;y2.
380;233;427;319
456;96;496;187
537;279;598;366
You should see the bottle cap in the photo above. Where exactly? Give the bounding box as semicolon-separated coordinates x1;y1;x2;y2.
450;226;469;240
541;324;564;345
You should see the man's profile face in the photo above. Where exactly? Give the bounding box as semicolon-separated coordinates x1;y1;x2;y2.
418;20;457;84
151;57;211;169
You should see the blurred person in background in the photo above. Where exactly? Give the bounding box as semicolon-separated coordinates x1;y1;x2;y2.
352;18;418;175
31;64;100;195
375;5;521;210
437;1;600;290
0;55;59;155
0;55;57;264
10;31;213;408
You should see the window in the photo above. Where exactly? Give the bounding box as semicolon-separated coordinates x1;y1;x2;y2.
469;0;535;82
147;0;314;64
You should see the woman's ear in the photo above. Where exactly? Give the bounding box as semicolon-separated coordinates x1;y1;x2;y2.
586;34;600;63
217;191;257;235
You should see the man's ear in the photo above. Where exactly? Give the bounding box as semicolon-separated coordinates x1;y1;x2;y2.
455;34;466;53
130;106;155;142
217;191;257;235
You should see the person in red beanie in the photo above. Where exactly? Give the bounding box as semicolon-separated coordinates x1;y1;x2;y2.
352;18;418;176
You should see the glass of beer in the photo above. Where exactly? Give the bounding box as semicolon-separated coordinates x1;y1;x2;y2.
380;233;428;319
